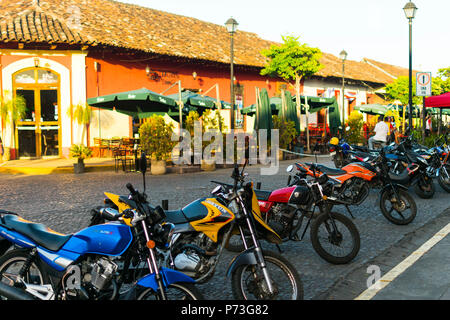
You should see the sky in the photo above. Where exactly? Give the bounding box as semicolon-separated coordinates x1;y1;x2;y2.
117;0;449;76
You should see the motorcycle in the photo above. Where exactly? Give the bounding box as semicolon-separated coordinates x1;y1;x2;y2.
291;146;418;226
0;154;202;301
227;163;361;265
92;158;304;300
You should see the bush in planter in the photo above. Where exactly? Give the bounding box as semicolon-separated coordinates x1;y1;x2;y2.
139;115;175;175
346;111;364;144
272;115;297;160
69;144;93;173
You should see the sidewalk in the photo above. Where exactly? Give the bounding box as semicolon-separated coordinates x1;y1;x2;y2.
0;157;116;175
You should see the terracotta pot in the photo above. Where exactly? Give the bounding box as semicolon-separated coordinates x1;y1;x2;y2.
151;160;167;175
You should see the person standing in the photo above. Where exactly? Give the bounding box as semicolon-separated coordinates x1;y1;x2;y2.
425;114;432;137
368;115;389;149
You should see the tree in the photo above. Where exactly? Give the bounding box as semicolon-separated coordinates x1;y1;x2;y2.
432;67;450;95
260;35;323;151
67;103;92;146
0;91;26;160
384;76;422;106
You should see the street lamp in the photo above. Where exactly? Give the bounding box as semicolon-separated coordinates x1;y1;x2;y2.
225;17;238;130
403;1;417;131
339;50;348;127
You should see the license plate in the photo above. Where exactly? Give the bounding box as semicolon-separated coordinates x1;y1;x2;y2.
330;151;336;156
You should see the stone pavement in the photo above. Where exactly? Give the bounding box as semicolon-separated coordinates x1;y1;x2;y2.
317;207;450;300
0;158;449;300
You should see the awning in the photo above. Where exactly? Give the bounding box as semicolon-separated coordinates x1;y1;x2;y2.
424;92;450;108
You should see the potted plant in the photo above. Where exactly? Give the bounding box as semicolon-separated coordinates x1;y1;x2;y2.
139;115;175;175
70;144;93;174
272;115;297;160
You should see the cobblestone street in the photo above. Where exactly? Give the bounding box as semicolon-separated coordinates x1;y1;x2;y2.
1;157;449;300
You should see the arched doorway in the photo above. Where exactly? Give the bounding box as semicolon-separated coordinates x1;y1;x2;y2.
13;68;61;158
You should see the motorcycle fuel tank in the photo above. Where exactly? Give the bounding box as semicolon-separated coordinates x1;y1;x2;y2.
61;222;133;256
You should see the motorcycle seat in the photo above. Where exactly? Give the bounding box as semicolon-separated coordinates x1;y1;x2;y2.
316;165;347;176
165;210;189;225
1;214;71;252
254;189;272;201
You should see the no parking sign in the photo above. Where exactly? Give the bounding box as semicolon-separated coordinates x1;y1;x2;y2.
416;72;432;97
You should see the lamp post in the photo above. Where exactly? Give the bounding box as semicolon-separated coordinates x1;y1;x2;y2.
225;17;238;130
403;1;417;131
339;50;348;128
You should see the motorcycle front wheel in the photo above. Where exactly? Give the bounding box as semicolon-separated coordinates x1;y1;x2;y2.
137;282;204;300
231;250;303;300
438;164;450;193
380;188;417;225
310;211;360;264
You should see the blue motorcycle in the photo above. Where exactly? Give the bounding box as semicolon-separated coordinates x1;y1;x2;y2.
0;154;203;300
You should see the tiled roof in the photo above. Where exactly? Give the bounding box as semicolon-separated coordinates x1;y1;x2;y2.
0;0;407;85
362;58;418;79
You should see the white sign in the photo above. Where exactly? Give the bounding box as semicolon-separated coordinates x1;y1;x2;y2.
416;72;432;97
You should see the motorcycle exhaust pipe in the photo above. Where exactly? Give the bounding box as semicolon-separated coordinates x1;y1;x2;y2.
0;282;36;300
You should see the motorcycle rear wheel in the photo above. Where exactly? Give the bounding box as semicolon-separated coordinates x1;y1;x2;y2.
231;250;303;300
0;249;49;300
310;211;360;264
413;177;435;199
380;188;417;225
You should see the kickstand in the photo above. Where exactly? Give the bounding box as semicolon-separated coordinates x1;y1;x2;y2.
276;244;284;254
345;205;356;219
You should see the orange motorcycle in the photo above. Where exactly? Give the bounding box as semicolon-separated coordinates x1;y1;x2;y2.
289;148;417;225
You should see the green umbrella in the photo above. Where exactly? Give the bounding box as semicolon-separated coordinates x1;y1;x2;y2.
354;104;388;116
328;98;341;136
87;88;177;119
284;91;300;133
167;90;218;114
254;88;273;138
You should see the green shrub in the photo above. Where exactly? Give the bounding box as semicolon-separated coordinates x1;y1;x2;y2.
139;115;175;161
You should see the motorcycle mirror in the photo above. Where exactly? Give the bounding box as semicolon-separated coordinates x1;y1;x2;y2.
286;164;294;173
211;185;221;195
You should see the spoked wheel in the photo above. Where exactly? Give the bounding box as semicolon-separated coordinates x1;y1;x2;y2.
310;212;360;264
231;250;303;300
414;177;435;199
380;188;417;225
137;283;204;300
0;249;49;300
438;164;450;193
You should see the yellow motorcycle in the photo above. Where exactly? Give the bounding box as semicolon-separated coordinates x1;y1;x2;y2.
93;156;303;300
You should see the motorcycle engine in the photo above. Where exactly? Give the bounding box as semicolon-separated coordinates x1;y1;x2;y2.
337;178;369;205
268;203;295;238
61;257;118;300
171;234;217;282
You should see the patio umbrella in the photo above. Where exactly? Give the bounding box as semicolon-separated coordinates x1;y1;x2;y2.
167;90;219;115
328;99;341;136
87;88;178;119
284;91;300;133
254;88;273;138
354;104;388;116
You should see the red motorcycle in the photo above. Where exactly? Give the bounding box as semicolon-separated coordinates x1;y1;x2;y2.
226;164;360;265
